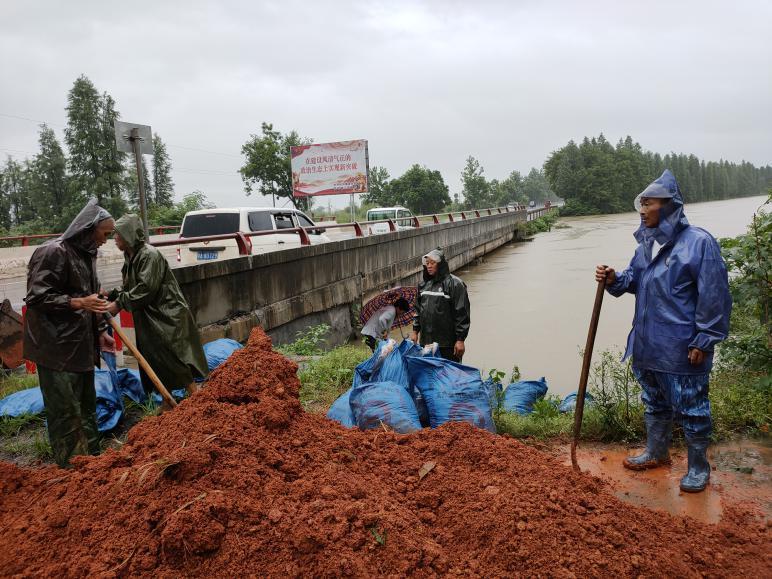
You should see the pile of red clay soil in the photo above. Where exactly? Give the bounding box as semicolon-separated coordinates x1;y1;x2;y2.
1;328;769;577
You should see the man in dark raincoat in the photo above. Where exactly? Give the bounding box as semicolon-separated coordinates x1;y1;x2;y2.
596;170;732;493
106;214;207;397
409;248;471;362
23;199;115;468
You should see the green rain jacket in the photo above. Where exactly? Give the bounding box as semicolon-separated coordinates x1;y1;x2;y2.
113;215;208;390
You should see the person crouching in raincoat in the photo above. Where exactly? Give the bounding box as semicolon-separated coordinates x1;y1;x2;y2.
106;215;208;400
596;169;731;493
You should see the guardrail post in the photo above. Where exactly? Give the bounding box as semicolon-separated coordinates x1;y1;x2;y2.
448;213;454;222
387;219;396;232
21;236;29;247
432;215;440;224
298;227;312;245
460;212;467;220
353;222;363;237
487;208;492;216
235;232;251;255
474;210;480;218
497;207;502;214
412;216;421;228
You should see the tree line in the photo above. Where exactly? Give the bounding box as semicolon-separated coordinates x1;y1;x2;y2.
5;93;772;235
0;75;180;235
544;134;772;215
240;123;555;216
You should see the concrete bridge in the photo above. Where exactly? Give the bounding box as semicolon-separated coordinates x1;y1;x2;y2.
174;207;539;347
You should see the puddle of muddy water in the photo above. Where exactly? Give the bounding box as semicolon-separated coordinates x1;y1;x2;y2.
560;439;771;524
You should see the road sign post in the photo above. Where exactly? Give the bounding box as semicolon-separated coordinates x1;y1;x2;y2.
114;121;153;240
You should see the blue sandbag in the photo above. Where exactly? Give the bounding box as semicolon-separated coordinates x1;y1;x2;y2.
406;357;496;432
151;388;187;406
95;368;124;431
204;338;242;371
196;338;242;382
376;347;410;388
502;378;548;415
353;340;393;388
0;387;44;417
117;368;145;404
559;391;594;413
349;380;422;434
327;387;356;428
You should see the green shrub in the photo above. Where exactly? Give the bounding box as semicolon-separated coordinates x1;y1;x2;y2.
278;324;331;356
298;344;370;413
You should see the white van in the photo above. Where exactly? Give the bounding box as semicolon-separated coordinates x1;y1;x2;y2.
365;206;415;235
177;207;330;265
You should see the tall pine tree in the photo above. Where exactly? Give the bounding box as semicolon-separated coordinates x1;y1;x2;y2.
151;134;174;207
65;75;127;216
27;125;71;228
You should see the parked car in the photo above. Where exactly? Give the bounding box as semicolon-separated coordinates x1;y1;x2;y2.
365;206;415;235
177;207;330;265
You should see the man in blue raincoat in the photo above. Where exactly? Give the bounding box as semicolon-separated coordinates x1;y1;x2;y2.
596;169;731;493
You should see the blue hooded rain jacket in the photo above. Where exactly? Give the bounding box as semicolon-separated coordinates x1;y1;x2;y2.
608;170;732;375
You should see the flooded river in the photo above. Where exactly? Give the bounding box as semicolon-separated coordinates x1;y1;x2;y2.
459;195;768;395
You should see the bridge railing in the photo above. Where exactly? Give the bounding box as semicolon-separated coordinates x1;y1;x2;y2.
0;205;551;252
150;205;540;257
0;225;181;248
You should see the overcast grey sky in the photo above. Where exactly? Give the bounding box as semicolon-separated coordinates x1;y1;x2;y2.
1;0;770;209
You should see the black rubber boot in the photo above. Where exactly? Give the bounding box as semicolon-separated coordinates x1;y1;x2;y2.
680;438;710;493
623;415;672;471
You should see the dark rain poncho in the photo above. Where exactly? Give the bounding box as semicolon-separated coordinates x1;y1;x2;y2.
23;199;112;372
113;215;208;390
413;248;471;348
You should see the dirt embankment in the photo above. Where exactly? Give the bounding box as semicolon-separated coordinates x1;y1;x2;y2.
0;328;768;577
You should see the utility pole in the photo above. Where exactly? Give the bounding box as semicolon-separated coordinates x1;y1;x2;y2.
114;120;153;241
130;128;150;240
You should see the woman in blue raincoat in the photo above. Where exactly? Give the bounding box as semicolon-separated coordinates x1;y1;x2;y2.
596;169;731;493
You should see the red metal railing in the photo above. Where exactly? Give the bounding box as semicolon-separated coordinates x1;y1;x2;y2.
152;205;539;258
0;205;548;252
0;225;181;247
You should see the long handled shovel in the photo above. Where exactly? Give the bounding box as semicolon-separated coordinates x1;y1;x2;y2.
103;312;177;408
571;276;606;471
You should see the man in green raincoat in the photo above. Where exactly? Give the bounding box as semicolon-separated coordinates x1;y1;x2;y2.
106;214;208;398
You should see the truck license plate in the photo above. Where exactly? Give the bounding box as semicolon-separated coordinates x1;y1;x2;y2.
197;251;218;261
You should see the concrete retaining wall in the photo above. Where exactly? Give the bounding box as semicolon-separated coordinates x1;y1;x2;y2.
173;210;526;346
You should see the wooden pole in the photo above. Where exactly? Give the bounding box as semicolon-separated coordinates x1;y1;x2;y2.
104;313;177;408
571;278;606;471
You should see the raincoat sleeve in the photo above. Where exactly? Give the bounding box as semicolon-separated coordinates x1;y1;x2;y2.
688;238;731;352
116;251;164;312
452;280;470;341
607;255;638;297
413;285;422;332
25;245;73;312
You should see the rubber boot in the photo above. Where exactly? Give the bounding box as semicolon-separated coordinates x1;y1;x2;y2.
680;439;710;493
623;416;672;471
